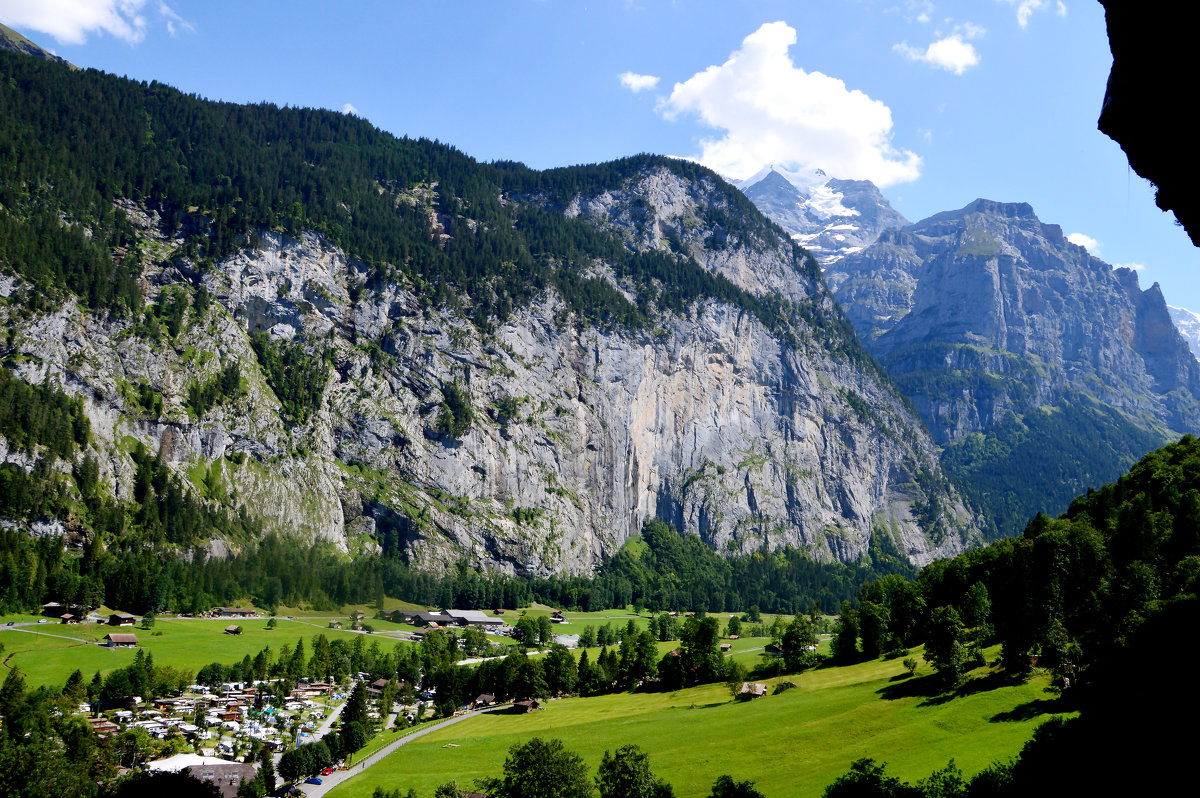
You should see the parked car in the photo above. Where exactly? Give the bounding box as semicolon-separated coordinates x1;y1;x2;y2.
304;777;323;785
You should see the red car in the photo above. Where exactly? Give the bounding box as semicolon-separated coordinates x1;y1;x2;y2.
321;768;333;776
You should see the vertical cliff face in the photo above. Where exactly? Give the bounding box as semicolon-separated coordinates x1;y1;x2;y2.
2;163;976;572
822;197;1200;536
827;199;1200;441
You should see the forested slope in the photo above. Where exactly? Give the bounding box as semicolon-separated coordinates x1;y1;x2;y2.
0;50;974;585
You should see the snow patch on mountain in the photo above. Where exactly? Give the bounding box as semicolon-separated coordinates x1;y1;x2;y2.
735;165;908;266
1169;305;1200;362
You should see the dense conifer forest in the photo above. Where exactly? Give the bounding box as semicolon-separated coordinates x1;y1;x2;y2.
0;49;860;358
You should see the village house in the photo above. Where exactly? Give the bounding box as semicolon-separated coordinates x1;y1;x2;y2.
210;607;257;618
87;717;120;736
739;682;768;699
109;612;137;626
408;610;452;627
147;754;258;798
104;633;138;647
445;609;503;628
223;625;241;635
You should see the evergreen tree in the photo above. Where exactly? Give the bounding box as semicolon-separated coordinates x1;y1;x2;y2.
342;680;369;728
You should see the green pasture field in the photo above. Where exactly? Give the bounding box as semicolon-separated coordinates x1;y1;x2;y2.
328;647;1069;798
0;617;412;687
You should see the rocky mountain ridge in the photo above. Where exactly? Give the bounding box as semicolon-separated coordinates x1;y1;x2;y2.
0;64;978;576
819;196;1200;536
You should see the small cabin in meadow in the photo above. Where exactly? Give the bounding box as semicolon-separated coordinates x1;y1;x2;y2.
105;633;139;647
739;682;767;699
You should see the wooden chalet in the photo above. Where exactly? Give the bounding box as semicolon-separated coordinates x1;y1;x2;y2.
210;607;257;617
223;625;241;635
473;694;496;707
104;633;138;647
511;699;540;713
87;717;120;736
739;682;767;699
109;612;137;626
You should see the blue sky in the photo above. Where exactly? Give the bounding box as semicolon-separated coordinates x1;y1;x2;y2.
4;0;1198;310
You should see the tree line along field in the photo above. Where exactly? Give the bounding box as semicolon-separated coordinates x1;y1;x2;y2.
0;615;412;687
0;603;791;689
327;646;1064;798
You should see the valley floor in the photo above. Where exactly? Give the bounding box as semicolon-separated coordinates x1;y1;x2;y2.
327;647;1065;798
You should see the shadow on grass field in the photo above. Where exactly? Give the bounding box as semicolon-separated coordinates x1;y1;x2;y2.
325;646;1074;798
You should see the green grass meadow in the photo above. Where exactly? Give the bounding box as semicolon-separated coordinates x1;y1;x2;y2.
0;616;400;687
328;647;1068;798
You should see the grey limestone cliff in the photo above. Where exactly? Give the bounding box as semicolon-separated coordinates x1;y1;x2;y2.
827;198;1200;443
822;197;1200;537
1;165;977;573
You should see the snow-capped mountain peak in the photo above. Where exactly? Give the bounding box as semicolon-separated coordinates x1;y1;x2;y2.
735;164;908;265
1168;305;1200;362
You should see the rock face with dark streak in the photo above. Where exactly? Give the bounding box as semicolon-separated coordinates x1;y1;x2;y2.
1;164;978;574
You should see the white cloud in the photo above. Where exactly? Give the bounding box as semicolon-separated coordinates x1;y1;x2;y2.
960;22;986;40
157;2;194;37
341;103;359;117
999;0;1060;28
894;34;981;75
0;0;193;44
658;21;921;186
1114;262;1146;271
1067;232;1101;254
898;1;935;24
618;72;660;93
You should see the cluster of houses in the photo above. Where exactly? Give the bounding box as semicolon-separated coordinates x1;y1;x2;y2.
84;681;341;761
384;608;506;629
41;602;104;624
